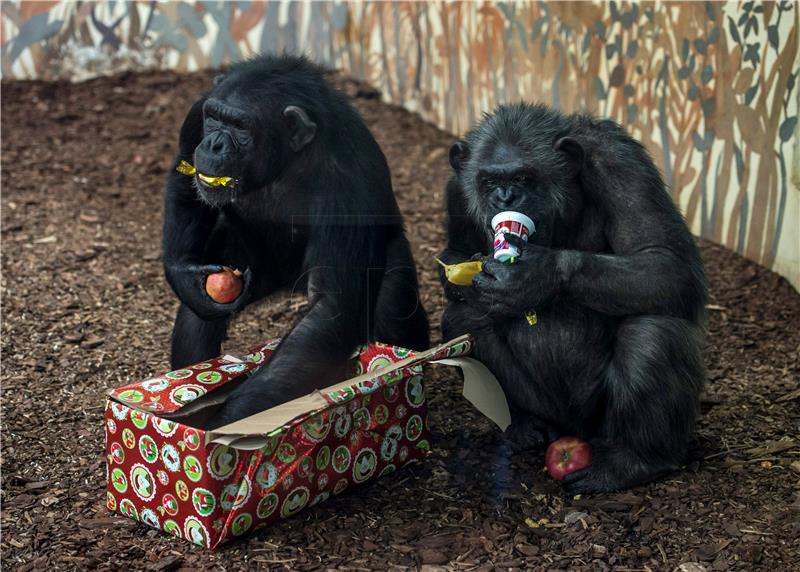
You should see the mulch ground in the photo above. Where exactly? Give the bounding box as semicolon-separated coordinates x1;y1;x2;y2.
1;69;798;572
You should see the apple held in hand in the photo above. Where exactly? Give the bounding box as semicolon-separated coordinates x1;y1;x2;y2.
545;437;592;481
205;267;243;304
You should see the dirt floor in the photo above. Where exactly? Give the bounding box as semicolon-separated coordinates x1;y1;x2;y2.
1;69;799;572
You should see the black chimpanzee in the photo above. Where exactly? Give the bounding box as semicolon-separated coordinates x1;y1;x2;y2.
439;103;707;494
163;55;429;428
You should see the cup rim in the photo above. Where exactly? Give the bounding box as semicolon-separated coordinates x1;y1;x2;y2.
491;211;535;232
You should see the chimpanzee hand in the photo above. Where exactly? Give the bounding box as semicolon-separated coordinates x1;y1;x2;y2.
210;374;281;428
472;235;571;319
165;262;253;320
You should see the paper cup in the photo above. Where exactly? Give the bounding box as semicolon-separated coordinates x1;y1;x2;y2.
491;211;535;263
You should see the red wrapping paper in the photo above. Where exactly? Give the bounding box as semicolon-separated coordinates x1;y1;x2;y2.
105;337;472;547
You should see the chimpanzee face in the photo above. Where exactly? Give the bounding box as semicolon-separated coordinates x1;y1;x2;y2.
196;98;257;180
450;131;583;246
192;79;317;208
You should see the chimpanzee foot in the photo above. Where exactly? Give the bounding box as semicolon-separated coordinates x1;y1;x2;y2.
561;442;675;495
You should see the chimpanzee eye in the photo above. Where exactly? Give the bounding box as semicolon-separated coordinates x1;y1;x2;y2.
234;128;252;144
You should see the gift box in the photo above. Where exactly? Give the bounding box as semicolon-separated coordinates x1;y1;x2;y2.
104;335;474;548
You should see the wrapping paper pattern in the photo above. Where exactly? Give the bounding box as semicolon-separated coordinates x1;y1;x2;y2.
105;337;472;548
109;341;278;414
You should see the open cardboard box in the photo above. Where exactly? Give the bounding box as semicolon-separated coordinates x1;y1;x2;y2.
105;334;509;547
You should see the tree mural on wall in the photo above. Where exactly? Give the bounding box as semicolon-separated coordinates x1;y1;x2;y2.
1;0;797;285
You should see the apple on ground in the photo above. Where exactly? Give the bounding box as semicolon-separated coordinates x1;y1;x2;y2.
545;436;592;481
205;267;243;304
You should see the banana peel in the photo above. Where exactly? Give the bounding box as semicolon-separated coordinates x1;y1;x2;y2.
176;160;236;189
436;258;483;286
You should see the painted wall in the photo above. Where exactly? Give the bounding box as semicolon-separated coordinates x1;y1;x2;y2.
2;1;798;289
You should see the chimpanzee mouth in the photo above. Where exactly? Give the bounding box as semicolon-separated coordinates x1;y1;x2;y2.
176;160;238;191
195;173;238;192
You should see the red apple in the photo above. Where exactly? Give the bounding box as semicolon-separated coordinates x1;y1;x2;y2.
205;267;243;304
545;436;592;481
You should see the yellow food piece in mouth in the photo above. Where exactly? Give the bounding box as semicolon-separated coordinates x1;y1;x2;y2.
176;160;235;189
436;258;483;286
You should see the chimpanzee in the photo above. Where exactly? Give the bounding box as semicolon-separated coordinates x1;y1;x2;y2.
439;103;707;494
163;55;429;428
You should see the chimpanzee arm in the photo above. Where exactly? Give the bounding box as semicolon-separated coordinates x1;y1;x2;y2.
438;178;489;302
210;196;383;427
561;132;707;320
562;246;705;320
162;99;252;319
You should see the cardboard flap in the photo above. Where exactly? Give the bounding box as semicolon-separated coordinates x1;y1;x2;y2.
433;357;510;431
107;341;279;415
206;334;473;445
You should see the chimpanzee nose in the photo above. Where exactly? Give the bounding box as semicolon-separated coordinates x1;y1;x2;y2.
494;186;517;207
210;131;227;154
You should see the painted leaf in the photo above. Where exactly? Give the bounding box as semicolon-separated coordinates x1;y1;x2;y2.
693;132;709;152
582;30;591;53
594;77;606;101
627;103;638;124
744;84;758;106
595;21;605;39
779;117;797;142
767;25;779;50
744;43;760;66
701;64;714;85
609;64;625;87
706;2;717;21
694;38;707;55
728;17;742;45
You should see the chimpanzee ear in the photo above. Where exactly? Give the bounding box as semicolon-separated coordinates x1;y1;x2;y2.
449;140;470;172
554;136;585;167
283;106;317;152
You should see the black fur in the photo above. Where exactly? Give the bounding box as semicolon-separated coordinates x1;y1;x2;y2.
163;55;429;428
439;103;706;494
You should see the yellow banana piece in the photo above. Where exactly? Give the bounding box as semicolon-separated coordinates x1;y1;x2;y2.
176;160;196;176
436;256;539;327
176;160;236;189
436;258;483;286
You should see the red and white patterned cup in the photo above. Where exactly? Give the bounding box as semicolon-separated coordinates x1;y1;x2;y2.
491;211;535;263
